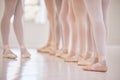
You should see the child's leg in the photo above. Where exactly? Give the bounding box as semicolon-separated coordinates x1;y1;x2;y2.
1;0;18;59
82;0;107;72
59;0;70;52
68;0;77;57
72;0;88;58
55;0;62;50
1;0;17;49
102;0;110;36
45;0;57;49
13;0;30;58
65;0;88;62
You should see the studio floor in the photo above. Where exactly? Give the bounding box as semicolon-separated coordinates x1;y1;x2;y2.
0;46;120;80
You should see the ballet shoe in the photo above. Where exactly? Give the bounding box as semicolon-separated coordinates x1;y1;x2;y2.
64;56;79;62
37;43;51;53
38;47;51;54
22;52;31;58
55;49;68;57
55;49;62;57
84;52;91;59
48;48;56;55
37;47;46;52
37;46;49;53
3;49;17;59
49;51;56;55
78;57;98;66
63;54;72;58
55;53;62;57
21;48;31;58
60;53;69;59
81;62;107;72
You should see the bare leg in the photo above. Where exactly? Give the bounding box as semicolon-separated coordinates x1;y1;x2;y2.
55;0;62;50
46;0;57;48
38;0;57;54
44;0;57;55
65;0;88;62
1;0;18;59
68;0;77;57
62;1;77;59
64;0;78;62
13;0;30;58
72;0;88;59
1;0;17;48
57;0;70;57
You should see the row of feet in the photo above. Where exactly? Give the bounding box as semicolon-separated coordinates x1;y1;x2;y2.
37;47;107;72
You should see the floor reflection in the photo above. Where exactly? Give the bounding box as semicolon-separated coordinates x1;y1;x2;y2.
0;47;119;80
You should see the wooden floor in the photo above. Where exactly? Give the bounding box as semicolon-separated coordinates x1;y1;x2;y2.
0;46;120;80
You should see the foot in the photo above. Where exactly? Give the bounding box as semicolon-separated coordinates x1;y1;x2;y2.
55;50;63;57
47;48;56;55
64;56;79;62
81;62;107;72
77;52;92;65
37;45;50;53
84;52;92;59
37;46;47;52
3;49;17;59
55;49;68;57
55;52;62;57
60;53;69;59
78;57;98;66
21;48;31;58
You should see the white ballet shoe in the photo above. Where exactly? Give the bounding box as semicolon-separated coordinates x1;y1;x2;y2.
3;50;17;59
81;62;107;72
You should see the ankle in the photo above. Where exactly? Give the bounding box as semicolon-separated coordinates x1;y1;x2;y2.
84;52;92;59
20;45;26;48
20;46;27;52
78;54;83;58
99;56;106;65
3;45;10;50
62;49;68;53
99;56;106;61
69;50;76;56
69;52;75;56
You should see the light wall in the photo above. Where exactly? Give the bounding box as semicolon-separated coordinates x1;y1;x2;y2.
108;0;120;45
0;0;120;48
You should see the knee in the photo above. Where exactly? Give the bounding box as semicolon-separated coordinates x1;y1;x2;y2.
48;14;56;21
14;13;23;20
59;12;67;21
2;11;13;20
67;13;75;23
